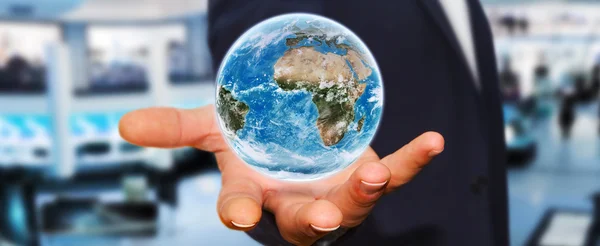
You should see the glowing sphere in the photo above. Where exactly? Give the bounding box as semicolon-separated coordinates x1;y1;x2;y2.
215;13;383;181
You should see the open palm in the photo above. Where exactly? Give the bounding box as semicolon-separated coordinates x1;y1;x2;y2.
119;105;444;245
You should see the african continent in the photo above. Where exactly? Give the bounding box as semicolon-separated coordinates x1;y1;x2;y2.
274;47;372;146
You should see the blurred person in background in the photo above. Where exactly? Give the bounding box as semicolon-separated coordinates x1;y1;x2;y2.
119;0;508;245
592;64;600;134
588;64;600;100
533;53;553;119
498;56;520;102
533;54;551;97
559;93;576;140
0;33;11;90
573;73;590;102
557;73;578;140
4;55;31;91
516;13;529;35
499;12;517;36
0;33;8;65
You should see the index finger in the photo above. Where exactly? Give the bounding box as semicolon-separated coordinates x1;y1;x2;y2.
380;131;444;192
118;105;228;152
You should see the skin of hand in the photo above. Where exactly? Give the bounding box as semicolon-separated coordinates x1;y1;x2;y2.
119;105;444;246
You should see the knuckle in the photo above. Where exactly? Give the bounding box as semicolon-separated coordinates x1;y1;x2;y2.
349;190;378;209
350;196;376;209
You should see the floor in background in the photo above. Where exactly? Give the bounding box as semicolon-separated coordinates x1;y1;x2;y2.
508;103;600;246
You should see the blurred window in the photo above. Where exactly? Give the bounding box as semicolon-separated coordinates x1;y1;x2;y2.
0;22;60;94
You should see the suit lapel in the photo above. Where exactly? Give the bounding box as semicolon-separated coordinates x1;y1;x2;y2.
467;0;496;98
417;0;488;108
416;0;475;85
468;0;501;142
418;0;491;138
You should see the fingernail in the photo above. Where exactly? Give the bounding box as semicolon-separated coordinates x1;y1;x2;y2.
360;180;387;195
310;224;340;232
231;221;256;228
428;149;443;157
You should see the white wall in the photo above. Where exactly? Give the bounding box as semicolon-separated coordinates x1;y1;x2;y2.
61;0;207;22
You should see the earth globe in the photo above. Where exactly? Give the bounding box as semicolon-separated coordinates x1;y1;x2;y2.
215;13;383;181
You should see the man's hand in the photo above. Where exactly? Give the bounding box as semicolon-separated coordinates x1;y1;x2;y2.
119;105;444;245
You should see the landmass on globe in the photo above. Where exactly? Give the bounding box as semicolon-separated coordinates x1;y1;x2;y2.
274;46;372;146
217;87;250;135
285;30;350;50
215;13;383;180
357;116;365;132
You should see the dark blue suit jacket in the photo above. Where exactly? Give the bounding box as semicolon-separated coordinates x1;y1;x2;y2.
208;0;508;245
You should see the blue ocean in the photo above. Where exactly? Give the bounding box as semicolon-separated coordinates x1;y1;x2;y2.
216;14;383;180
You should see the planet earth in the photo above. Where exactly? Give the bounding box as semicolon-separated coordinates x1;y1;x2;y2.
215;13;383;181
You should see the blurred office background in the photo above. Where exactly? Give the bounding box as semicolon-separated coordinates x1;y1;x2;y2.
0;0;258;245
0;0;600;245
